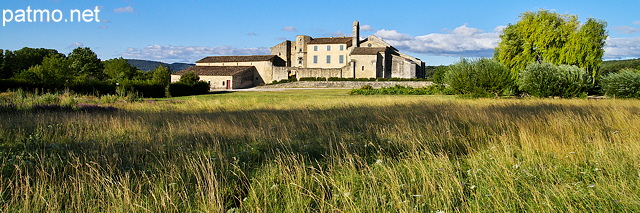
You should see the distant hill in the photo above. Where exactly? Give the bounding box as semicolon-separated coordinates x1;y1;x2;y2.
600;58;640;75
126;59;194;73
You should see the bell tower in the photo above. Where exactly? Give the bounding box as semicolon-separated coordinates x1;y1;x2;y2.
352;20;360;47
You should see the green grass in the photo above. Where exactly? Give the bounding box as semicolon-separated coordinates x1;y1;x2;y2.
1;89;639;212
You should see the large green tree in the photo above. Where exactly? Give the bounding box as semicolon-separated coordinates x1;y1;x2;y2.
150;64;171;87
179;71;200;86
68;47;104;80
103;57;137;81
20;54;73;88
1;47;63;78
494;9;608;80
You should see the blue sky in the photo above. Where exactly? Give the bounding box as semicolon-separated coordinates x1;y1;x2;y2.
1;0;639;65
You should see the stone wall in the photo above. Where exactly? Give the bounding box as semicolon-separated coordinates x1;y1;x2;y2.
350;54;380;78
272;66;291;82
273;66;352;80
260;81;433;89
270;41;292;66
296;67;344;78
197;61;276;84
233;69;259;89
200;76;233;90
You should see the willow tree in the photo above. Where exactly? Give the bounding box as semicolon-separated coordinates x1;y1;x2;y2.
494;9;607;80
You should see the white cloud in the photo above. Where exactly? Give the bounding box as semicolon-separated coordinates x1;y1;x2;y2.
247;32;257;36
67;42;84;49
604;37;640;59
373;24;500;57
281;26;297;32
613;26;640;34
325;31;346;37
633;21;640;25
493;25;507;33
99;26;109;29
121;45;270;63
114;6;134;13
361;25;376;31
374;29;413;40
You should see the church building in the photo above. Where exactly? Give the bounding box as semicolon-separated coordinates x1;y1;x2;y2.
171;21;425;89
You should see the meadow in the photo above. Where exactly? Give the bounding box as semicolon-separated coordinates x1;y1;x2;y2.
1;89;639;212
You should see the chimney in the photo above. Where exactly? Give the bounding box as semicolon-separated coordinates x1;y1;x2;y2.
352;20;360;47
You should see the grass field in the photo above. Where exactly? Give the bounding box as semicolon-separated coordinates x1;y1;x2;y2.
1;89;639;212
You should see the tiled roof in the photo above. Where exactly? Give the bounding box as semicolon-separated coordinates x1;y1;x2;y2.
196;55;279;63
351;47;387;55
308;37;353;46
174;66;255;76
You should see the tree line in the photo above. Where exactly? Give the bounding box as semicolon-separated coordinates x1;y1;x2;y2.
427;9;639;98
0;47;209;97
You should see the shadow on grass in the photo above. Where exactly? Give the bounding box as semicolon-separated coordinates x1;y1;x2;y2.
0;100;615;209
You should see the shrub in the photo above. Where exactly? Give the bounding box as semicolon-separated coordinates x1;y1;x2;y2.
299;77;326;81
518;63;592;98
432;66;448;84
360;85;373;90
445;58;515;97
118;80;166;98
350;85;454;95
168;81;210;97
179;71;199;85
69;79;117;95
0;79;41;92
600;69;640;98
268;78;298;85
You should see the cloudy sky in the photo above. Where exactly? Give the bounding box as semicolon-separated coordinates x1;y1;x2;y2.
1;0;639;65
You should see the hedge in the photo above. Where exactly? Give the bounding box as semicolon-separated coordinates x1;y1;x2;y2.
119;80;166;98
168;81;210;97
600;69;640;98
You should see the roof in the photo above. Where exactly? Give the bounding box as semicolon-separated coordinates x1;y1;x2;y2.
351;47;388;55
196;55;279;63
174;66;255;76
308;37;353;47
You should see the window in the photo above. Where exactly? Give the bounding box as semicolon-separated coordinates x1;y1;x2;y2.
362;66;365;71
314;46;318;51
313;55;318;64
368;44;372;47
326;55;331;64
339;55;344;64
327;45;331;51
222;81;226;86
340;45;344;51
298;57;303;64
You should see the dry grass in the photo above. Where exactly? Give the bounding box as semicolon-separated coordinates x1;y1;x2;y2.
1;89;639;212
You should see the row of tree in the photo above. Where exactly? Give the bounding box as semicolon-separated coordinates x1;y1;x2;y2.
436;9;639;98
0;47;209;97
494;9;608;81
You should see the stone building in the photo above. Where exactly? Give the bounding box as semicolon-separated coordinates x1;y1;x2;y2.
271;21;425;79
172;66;260;89
171;21;425;89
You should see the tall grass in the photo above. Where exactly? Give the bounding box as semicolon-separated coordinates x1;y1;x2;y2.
1;90;639;211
